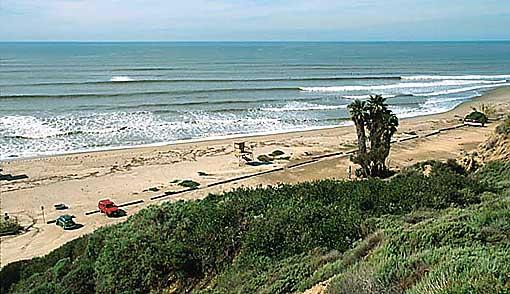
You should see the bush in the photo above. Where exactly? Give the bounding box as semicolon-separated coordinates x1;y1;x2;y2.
178;179;200;189
257;154;273;163
1;162;491;293
474;161;510;191
0;218;24;236
270;150;285;157
465;111;488;124
356;197;510;293
2;235;91;294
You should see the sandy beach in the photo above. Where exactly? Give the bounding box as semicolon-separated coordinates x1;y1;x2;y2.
1;86;509;267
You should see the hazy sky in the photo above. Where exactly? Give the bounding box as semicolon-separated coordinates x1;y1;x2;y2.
1;0;509;41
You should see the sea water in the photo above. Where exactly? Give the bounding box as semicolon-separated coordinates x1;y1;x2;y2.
1;41;509;159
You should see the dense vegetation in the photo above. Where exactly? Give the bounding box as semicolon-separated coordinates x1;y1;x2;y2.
0;218;24;236
465;110;489;124
326;161;510;293
4;157;508;293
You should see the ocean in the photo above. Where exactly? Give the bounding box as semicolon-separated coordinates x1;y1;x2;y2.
1;41;509;159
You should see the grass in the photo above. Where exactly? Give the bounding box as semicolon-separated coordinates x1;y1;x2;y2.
475;161;510;191
326;187;510;293
495;114;510;135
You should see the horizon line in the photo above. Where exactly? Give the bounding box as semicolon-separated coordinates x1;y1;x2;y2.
1;39;509;43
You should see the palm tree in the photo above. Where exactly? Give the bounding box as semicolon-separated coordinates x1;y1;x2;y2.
366;95;388;149
348;95;398;178
379;109;398;172
348;99;367;155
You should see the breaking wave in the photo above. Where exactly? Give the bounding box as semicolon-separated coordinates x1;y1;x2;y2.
261;102;348;112
1;75;401;87
299;79;507;92
413;83;509;97
110;76;134;82
402;74;510;80
0;87;301;99
341;94;399;99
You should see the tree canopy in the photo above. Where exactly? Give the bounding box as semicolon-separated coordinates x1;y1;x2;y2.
348;95;399;178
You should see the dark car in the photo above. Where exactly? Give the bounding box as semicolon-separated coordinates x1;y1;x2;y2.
55;215;79;230
54;203;68;210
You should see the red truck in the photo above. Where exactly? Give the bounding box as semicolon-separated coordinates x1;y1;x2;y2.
98;199;120;217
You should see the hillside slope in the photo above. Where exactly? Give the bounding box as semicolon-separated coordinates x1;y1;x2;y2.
1;118;509;294
305;161;510;293
478;115;510;162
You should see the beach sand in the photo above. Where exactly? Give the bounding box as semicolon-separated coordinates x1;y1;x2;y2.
1;87;509;267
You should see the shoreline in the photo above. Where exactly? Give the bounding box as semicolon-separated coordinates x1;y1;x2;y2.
3;86;509;163
0;124;346;163
1;86;509;266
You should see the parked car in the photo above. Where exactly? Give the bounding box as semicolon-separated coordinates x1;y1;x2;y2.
56;215;79;230
54;203;68;210
98;199;120;217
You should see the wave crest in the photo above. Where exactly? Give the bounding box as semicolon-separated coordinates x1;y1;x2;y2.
110;76;134;82
402;74;510;81
342;94;398;99
299;79;507;92
413;83;509;97
261;102;347;112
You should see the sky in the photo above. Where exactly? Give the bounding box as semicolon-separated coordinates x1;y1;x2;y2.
1;0;509;41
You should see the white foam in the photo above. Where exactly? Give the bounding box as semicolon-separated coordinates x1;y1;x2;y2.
0;115;63;139
2;74;508;160
261;101;347;112
413;83;509;97
388;105;452;119
110;76;134;82
299;79;507;92
402;74;510;81
422;96;468;106
342;94;397;100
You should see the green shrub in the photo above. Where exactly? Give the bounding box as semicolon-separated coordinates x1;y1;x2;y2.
204;252;330;294
179;179;201;189
474;161;510;191
1;235;90;294
257;154;273;163
298;232;383;292
325;192;510;293
1;162;494;293
465;111;488;124
0;218;24;236
270;150;285;157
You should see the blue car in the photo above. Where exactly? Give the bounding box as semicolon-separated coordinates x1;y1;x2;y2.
55;215;79;230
